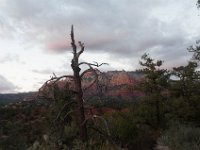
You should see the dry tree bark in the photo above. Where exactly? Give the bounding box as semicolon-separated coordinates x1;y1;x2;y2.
38;25;107;141
70;25;108;141
70;25;87;141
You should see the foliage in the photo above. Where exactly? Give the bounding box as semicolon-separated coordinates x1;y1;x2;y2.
168;61;200;124
106;109;158;150
197;0;200;9
136;53;170;127
0;101;50;150
3;48;200;149
108;112;137;145
188;40;200;60
158;123;200;150
89;98;135;110
138;53;170;94
171;61;200;101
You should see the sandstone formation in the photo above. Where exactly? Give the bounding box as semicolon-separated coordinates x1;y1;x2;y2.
39;70;143;101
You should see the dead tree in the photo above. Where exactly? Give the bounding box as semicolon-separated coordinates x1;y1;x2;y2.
38;25;107;142
70;25;108;141
70;25;88;141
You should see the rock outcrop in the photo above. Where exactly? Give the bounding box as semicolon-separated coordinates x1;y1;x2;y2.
39;70;144;101
82;70;143;100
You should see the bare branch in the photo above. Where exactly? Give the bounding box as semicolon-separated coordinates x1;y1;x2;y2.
54;101;76;122
79;62;108;67
53;72;57;78
80;68;94;78
37;75;74;97
63;110;74;120
70;25;88;140
77;41;84;58
83;77;98;91
82;68;99;91
87;126;117;147
79;62;107;92
79;63;101;91
88;126;107;136
42;75;74;86
81;114;110;136
80;62;108;91
71;25;77;55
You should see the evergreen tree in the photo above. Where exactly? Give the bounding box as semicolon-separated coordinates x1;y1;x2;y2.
188;40;200;61
171;61;200;103
137;53;170;127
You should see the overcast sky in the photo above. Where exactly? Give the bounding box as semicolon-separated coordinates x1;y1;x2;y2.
0;0;200;93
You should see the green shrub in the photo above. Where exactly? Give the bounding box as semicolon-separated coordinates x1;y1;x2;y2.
158;123;200;150
64;122;78;140
108;112;137;146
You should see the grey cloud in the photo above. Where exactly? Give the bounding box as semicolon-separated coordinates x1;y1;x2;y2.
0;75;18;93
0;0;198;68
32;69;54;75
0;54;20;63
32;68;69;76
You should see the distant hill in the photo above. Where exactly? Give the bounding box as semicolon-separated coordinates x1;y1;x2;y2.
0;92;37;105
0;71;143;105
82;70;143;100
39;70;144;101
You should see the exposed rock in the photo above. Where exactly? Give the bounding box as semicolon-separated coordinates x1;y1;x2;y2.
82;70;143;100
39;70;143;101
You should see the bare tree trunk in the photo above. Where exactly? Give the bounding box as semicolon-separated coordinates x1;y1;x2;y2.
70;25;87;141
38;26;107;141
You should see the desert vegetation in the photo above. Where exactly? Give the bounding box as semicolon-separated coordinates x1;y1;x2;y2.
1;24;200;150
1;1;200;148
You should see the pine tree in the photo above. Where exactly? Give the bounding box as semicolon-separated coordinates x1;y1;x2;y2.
137;53;170;127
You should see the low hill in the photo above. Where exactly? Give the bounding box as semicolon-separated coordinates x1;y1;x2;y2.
0;92;37;105
39;70;144;101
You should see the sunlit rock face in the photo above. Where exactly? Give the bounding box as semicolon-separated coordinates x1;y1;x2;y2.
39;71;144;101
82;71;143;100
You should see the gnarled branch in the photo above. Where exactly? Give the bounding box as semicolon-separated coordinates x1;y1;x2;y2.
37;74;74;99
81;113;111;137
79;61;108;67
71;25;77;55
82;69;99;92
77;41;84;58
39;75;74;90
80;68;95;78
79;62;108;91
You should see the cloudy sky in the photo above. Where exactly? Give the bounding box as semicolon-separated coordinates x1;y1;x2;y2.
0;0;199;93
